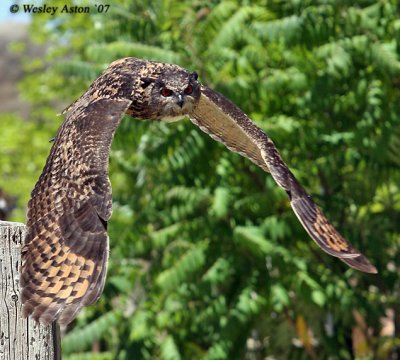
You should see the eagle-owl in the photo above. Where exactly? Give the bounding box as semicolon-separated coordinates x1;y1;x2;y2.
20;57;377;326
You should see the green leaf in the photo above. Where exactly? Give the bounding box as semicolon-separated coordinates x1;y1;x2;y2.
156;241;209;291
62;311;121;354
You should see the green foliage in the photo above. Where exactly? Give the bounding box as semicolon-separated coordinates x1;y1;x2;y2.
156;241;209;290
64;353;113;360
62;311;121;354
3;0;400;359
0;114;52;219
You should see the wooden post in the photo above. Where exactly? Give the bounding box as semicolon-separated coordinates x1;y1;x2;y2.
0;221;61;360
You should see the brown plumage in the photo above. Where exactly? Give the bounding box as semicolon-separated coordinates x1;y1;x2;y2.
190;87;376;272
21;57;376;326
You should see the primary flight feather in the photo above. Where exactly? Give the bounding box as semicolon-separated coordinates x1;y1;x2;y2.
21;57;376;326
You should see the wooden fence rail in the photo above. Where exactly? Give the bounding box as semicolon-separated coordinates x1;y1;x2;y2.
0;221;61;360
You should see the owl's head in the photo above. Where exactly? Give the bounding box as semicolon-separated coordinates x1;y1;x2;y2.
135;65;201;122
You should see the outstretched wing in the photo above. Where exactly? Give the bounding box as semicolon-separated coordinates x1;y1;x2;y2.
21;98;132;325
189;85;377;273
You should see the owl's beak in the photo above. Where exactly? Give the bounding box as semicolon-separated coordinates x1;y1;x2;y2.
177;94;184;108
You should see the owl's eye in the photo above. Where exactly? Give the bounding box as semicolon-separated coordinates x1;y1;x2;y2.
160;87;173;97
184;84;193;95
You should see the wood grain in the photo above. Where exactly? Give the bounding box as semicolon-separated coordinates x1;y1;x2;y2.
0;221;60;360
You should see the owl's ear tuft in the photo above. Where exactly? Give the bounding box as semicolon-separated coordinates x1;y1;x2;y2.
191;72;199;81
140;77;154;89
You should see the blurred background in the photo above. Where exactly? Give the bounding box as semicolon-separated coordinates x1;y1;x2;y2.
1;0;400;359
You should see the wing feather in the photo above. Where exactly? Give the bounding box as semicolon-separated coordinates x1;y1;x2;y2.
189;85;377;273
21;97;132;325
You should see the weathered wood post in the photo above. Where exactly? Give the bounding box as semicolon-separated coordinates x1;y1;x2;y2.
0;221;61;359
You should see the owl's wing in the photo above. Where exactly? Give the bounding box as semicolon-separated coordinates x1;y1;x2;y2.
21;98;132;325
189;85;377;273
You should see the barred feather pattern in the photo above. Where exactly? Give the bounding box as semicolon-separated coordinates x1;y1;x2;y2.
21;98;131;325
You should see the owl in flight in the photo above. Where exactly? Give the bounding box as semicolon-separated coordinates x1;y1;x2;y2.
21;58;377;325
